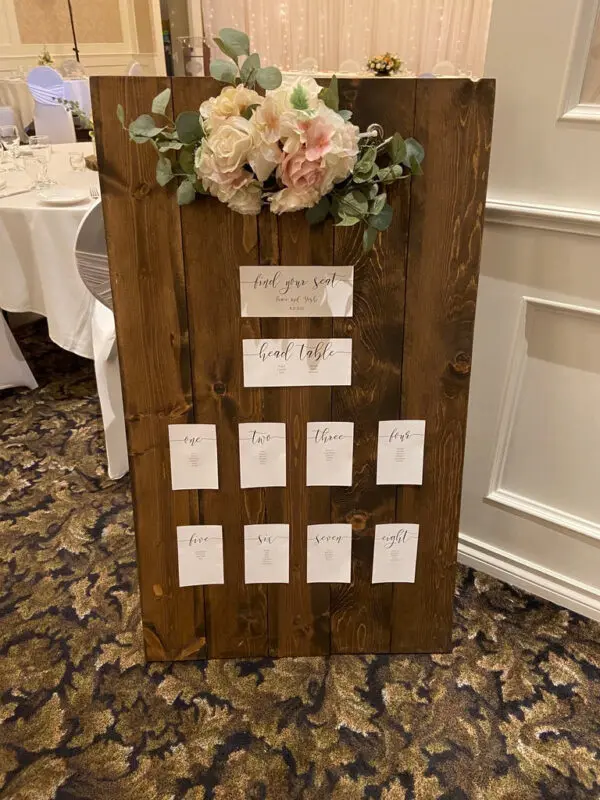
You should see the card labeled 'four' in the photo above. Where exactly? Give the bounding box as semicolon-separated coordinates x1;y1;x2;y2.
238;423;286;488
307;524;352;583
177;525;224;587
372;524;419;584
168;423;219;490
244;524;290;584
306;421;354;486
376;420;426;485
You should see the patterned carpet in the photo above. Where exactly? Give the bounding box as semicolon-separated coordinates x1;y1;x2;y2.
1;324;600;800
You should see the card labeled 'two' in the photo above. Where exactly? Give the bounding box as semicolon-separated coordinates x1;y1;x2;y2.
168;423;219;490
244;524;289;584
238;423;286;488
376;420;426;485
372;524;419;584
307;524;352;583
177;525;224;587
306;421;353;486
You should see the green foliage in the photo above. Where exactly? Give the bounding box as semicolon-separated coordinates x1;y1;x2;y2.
215;28;250;61
177;179;196;205
305;196;330;225
369;203;393;231
178;148;196;176
377;164;405;183
363;225;378;252
210;59;238;84
338;108;352;122
256;66;282;90
290;85;309;111
176;111;203;144
319;75;339;112
116;104;125;126
151;88;171;115
156;156;173;186
240;53;260;86
387;132;406;164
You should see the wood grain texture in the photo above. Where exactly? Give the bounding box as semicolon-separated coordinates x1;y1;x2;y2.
171;78;268;658
392;78;495;653
260;212;333;656
91;76;205;661
330;78;416;654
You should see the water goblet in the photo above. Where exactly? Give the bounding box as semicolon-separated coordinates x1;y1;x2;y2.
29;135;54;187
0;125;20;171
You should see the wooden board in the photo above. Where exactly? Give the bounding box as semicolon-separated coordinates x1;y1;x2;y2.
92;76;494;660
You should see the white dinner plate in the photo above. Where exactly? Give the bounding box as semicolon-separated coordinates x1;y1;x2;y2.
37;187;90;206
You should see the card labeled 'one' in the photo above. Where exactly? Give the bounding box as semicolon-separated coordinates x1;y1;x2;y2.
239;423;286;488
242;339;352;387
306;421;353;486
376;420;426;485
372;524;419;584
240;265;354;317
168;424;219;490
244;524;289;584
307;524;352;583
177;525;224;587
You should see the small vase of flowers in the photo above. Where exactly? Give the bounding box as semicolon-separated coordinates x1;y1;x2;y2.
367;53;402;76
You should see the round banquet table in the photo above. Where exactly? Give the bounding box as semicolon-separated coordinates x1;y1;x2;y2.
0;78;34;140
0;142;99;359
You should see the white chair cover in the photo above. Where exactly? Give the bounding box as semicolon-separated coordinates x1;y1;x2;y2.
27;67;76;143
0;315;37;391
127;61;143;76
74;202;128;479
26;66;65;105
0;106;17;127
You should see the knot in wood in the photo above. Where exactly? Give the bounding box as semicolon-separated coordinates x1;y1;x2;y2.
449;351;471;377
347;511;369;531
132;182;151;200
213;381;226;396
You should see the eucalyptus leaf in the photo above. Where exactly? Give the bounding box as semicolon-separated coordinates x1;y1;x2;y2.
151;87;171;115
176;111;203;144
356;147;377;173
217;28;250;58
214;37;239;63
338;188;368;219
369;203;393;231
368;183;380;199
240;53;260;85
256;66;282;90
408;154;424;175
370;192;387;215
305;196;330;225
129;114;164;138
158;140;184;151
403;137;425;166
319;75;339;112
387;132;406;164
178;148;195;175
338;108;352;121
241;103;259;120
336;214;361;227
177;179;196;205
156;156;173;186
377;164;404;183
210;58;238;85
116;104;125;127
363;225;378;252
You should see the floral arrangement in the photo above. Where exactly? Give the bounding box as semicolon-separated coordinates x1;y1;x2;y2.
38;46;54;66
117;28;423;251
367;53;402;76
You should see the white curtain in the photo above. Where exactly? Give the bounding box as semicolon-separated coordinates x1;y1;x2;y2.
195;0;493;76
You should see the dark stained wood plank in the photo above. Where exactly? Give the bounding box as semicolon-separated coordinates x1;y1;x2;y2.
91;76;205;661
171;77;268;658
260;213;333;657
392;78;495;653
330;78;416;654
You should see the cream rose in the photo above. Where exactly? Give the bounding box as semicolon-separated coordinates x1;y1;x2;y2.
195;116;255;202
227;182;262;215
200;84;262;132
269;186;320;214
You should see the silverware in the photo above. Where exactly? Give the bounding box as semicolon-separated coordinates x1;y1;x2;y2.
0;187;33;200
89;186;100;199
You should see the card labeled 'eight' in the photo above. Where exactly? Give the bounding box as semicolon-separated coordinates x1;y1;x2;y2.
306;421;354;486
376;420;426;485
307;524;353;583
244;524;290;584
372;524;419;584
177;525;224;587
242;338;352;387
168;423;219;490
239;265;354;318
238;423;286;488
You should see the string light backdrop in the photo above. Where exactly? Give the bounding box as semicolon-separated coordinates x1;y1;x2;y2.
196;0;493;75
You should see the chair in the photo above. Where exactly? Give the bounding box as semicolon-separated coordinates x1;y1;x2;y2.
339;59;362;74
298;57;318;74
0;107;17;127
74;202;128;479
127;61;143;76
26;66;76;144
0;315;37;392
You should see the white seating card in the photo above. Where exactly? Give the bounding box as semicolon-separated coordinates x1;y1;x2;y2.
168;423;219;490
243;339;352;387
240;265;354;317
307;524;352;583
244;524;289;584
239;423;286;488
177;525;224;587
376;420;426;485
306;421;354;486
372;524;419;583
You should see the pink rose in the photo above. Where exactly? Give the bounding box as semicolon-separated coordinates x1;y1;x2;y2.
278;148;326;195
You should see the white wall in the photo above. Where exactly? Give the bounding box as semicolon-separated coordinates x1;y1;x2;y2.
459;0;600;619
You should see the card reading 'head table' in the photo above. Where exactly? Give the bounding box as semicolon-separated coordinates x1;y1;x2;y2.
242;339;352;388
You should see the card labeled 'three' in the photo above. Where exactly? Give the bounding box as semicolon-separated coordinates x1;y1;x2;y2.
306;421;353;486
376;420;426;485
240;265;354;317
243;339;352;387
177;525;224;587
307;524;352;583
244;524;289;584
168;423;219;490
239;423;286;488
372;524;419;584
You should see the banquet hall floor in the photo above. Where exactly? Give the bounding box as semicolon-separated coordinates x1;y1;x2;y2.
1;324;600;799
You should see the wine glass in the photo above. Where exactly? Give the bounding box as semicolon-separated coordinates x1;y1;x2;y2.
29;135;54;187
0;125;20;171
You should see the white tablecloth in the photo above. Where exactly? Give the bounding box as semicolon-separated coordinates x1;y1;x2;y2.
0;79;34;140
0;143;99;359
